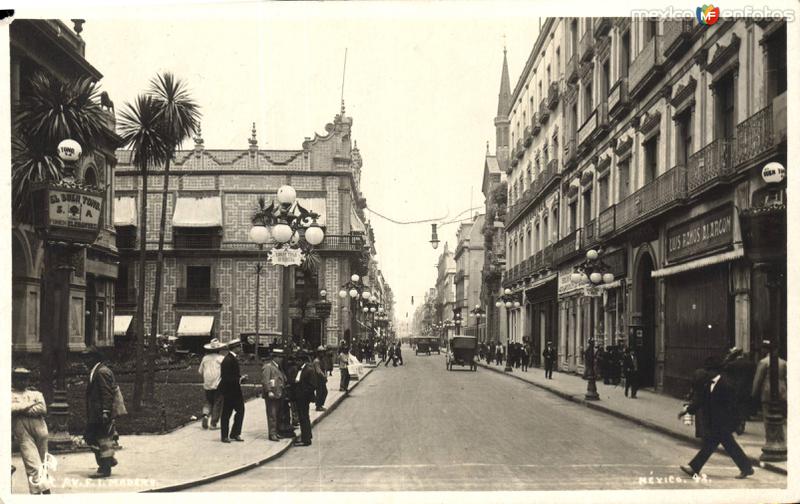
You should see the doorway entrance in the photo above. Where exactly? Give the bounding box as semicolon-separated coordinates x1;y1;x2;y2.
633;252;656;388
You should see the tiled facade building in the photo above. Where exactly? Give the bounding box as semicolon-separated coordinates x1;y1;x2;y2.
113;110;386;349
501;17;786;396
11;20;119;352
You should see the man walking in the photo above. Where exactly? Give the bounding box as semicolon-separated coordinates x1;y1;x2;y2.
293;353;318;446
11;368;51;493
198;338;224;429
542;341;556;379
385;343;396;367
219;339;246;443
679;358;754;479
261;349;287;442
622;347;640;398
313;346;328;411
395;342;404;366
81;347;118;478
338;345;351;392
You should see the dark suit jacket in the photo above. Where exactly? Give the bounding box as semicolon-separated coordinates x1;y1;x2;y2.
219;353;243;400
687;374;738;436
86;364;116;426
295;363;318;401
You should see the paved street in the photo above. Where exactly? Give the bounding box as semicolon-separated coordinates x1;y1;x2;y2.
191;349;786;492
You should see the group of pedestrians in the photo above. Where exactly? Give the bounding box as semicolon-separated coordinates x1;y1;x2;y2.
383;341;404;367
479;340;556;378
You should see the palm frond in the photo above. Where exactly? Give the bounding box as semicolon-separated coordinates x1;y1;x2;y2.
11;134;62;219
117;95;171;172
301;250;321;275
149;72;201;151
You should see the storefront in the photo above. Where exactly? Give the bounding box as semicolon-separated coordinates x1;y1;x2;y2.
558;265;584;373
655;204;738;397
526;274;557;367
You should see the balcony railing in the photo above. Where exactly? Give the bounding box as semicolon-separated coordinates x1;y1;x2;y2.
176;287;220;304
566;54;579;83
580;30;594;62
222;234;365;252
735;100;780;168
577;102;609;149
629;35;663;98
553;228;582;265
687;139;734;194
173;234;221;249
547;157;559;175
533;250;544;271
594;18;612;38
524;125;533;147
115;287;138;305
598;205;616;237
542;245;554;270
548;80;561;110
608;78;629;118
532;114;541;135
516;139;525;159
539;99;550;123
564;138;578;169
616;165;687;230
582;219;598;248
662;19;695;61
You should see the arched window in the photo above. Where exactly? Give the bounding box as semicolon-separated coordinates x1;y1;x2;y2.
83;166;98;188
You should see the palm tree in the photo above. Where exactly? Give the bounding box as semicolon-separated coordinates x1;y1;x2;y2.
145;73;200;400
117;95;170;411
12;71;118;399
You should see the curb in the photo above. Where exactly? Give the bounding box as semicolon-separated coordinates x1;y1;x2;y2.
144;365;379;492
476;361;787;476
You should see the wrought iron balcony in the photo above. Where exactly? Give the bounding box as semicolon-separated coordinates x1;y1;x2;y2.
553;228;582;265
580;29;594;62
173;234;221;249
577;102;609;149
566;54;579;83
687;139;734;194
581;219;598;249
541;245;554;270
629;35;663;99
176;287;220;304
547;157;559;175
115;287;138;306
662;19;695;61
564;138;578;169
539;99;550;123
532;113;541;135
533;250;543;271
548;80;561;110
524;126;533;147
616;164;687;231
608;78;629;119
734;94;785;168
222;234;365;253
516;139;525;159
593;18;612;38
598;205;616;238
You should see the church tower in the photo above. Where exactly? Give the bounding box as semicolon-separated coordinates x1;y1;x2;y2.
494;48;511;172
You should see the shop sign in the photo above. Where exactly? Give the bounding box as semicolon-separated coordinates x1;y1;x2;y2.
269;247;304;266
558;268;583;296
32;185;104;244
666;205;733;263
582;286;602;297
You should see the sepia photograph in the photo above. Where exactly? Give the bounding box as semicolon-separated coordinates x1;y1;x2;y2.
2;1;796;502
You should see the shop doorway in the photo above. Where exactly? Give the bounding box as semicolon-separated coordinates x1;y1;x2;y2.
633;252;656;388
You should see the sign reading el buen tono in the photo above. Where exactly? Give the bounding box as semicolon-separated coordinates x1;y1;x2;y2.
31;185;105;244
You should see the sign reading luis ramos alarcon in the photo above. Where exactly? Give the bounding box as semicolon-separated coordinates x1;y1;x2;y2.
666;204;733;263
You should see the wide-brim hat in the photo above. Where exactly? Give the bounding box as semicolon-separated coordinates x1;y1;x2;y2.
316;346;325;352
225;338;242;348
12;367;31;377
204;338;223;350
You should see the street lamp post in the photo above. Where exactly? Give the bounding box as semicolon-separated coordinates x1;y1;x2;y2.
248;225;270;358
496;288;521;372
453;311;463;336
571;248;616;401
338;274;371;352
316;290;332;348
251;185;326;350
470;304;486;340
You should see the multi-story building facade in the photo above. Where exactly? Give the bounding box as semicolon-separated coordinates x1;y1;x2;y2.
454;214;486;339
113;110;380;350
435;242;457;338
11;20;119;352
502;17;786;396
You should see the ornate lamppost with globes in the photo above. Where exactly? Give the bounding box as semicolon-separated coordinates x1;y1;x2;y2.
570;247;616;401
453;310;463;336
250;185;326;350
316;289;333;348
338;274;373;350
496;288;521;372
470;304;486;340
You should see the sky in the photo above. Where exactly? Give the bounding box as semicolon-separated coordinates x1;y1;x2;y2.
53;2;540;325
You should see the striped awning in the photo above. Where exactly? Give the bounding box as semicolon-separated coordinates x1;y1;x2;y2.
113;197;137;227
297;198;326;226
177;316;215;337
651;248;744;278
173;196;222;227
351;207;367;233
114;315;133;336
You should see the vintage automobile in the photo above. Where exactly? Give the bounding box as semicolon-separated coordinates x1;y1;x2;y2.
415;337;441;355
446;336;478;371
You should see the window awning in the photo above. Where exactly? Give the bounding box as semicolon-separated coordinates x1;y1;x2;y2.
177;315;215;337
651;248;744;278
114;315;133;336
297;198;326;226
113;197;137;227
351;207;367;233
173;196;222;227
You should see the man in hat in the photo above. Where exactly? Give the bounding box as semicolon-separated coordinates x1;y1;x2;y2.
542;341;556;379
11;368;51;493
81;346;119;478
261;348;287;442
219;339;246;443
622;347;640;398
293;352;318;446
198;338;224;429
313;346;328;411
338;345;351;391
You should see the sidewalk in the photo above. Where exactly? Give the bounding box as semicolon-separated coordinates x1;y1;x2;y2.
476;359;787;475
11;366;376;494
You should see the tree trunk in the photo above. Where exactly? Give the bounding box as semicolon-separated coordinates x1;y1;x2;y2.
146;155;172;401
133;167;149;411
